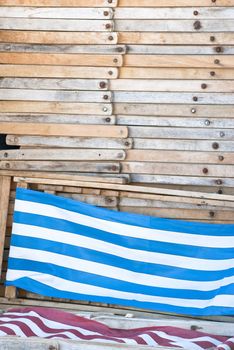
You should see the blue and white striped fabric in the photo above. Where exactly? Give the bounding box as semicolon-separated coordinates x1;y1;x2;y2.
6;188;234;316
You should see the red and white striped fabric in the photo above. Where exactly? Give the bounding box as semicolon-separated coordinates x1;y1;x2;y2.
0;307;233;349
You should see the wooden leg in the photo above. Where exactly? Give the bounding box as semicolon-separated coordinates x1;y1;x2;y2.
0;176;11;276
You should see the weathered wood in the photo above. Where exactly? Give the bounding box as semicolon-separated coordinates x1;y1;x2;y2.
0;123;128;138
120;68;234;80
0;102;113;115
118;0;234;6
129;127;234;140
0;149;126;161
0;176;11;277
126;45;234;55
0;53;123;67
111;80;234;93
0;18;114;32
114;104;234;117
0;89;113;103
58;193;118;207
0;65;119;79
119;32;234;45
0;0;118;6
0;7;114;19
126;150;234;165
0;114;116;125
122;162;234;177
6;135;133;149
0;31;118;45
124;55;234;68
113;92;234;105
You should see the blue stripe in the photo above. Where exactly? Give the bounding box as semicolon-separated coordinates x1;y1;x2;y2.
7;258;234;300
16;188;234;236
6;276;234;316
13;211;234;260
10;234;234;282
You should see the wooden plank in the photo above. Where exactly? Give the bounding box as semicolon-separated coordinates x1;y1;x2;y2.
0;114;116;125
119;68;234;80
115;7;234;19
129;127;234;140
117;116;234;128
118;0;234;6
0;89;113;103
0;123;128;138
0;43;125;54
0;149;126;161
0;65;119;79
0;18;114;32
119;32;234;45
0;53;123;67
0;102;113;115
124;55;234;68
0;78;109;91
113;92;234;105
126;45;234;55
6;135;133;149
0;176;11;277
57;193;118;207
111;80;234;92
116;20;234;32
130;174;234;187
126;150;234;165
1;162;121;173
132;139;234;152
122;162;234;177
114;104;234;117
0;31;119;45
0;0;118;6
0;7;114;19
12;176;234;202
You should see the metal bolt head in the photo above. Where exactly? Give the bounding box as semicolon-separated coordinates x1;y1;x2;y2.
108;70;113;76
214;59;220;64
220;131;225;137
116;47;124;53
203;168;208;174
113;58;118;63
193;10;199;15
209;211;215;217
99;81;106;89
217;189;223;194
216;179;223;185
111;165;117;171
215;46;223;53
191;108;196;114
219;155;224;161
210;36;215;42
211;0;216;2
210;71;215;76
193;20;201;30
105;117;111;122
103;107;108;112
4;152;8;158
107;0;113;3
103;94;109;100
201;83;207;89
204;119;210;126
103;11;109;16
108;35;114;41
105;23;111;29
212;142;219;150
193;96;198;102
5;163;10;169
125;141;130;147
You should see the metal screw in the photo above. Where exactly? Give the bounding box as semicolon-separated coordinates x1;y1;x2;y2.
116;47;124;53
105;23;111;29
211;0;216;2
203;168;208;174
107;0;113;3
103;107;108;112
5;163;10;169
220;131;225;137
105;117;111;122
103;94;109;100
117;152;124;159
214;59;220;64
103;11;109;16
193;10;199;15
193;20;202;30
216;179;223;185
212;142;219;150
210;36;215;42
191;108;196;114
125;141;130;147
99;81;106;89
48;346;57;350
210;71;215;76
111;165;117;171
215;46;223;53
209;211;215;217
219;155;224;161
193;96;198;102
108;35;114;41
201;83;207;89
108;70;113;75
113;58;118;63
3;152;8;158
217;189;223;194
204;120;210;126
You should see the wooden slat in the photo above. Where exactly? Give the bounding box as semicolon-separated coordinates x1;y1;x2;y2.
118;0;234;6
57;193;118;207
0;0;118;6
120;68;234;80
114;104;234;117
0;53;123;67
0;31;118;45
119;32;234;45
0;65;118;79
124;55;234;68
0;7;114;19
6;135;133;149
126;45;234;55
0;123;128;138
111;80;234;92
0;176;11;277
126;150;234;165
116;20;234;32
122;162;234;177
0;149;126;161
0;102;113;115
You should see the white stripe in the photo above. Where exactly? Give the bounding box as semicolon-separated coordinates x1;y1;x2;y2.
8;246;234;291
6;270;234;309
15;199;234;248
218;345;232;350
138;334;159;346
12;222;234;272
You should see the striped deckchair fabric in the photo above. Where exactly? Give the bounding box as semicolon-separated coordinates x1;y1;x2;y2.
6;188;234;316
